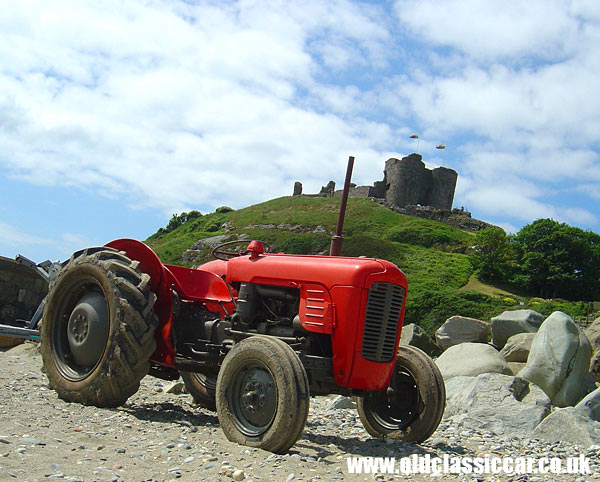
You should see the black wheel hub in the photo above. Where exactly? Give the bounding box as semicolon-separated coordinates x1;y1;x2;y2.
229;364;277;437
66;292;109;368
366;368;421;431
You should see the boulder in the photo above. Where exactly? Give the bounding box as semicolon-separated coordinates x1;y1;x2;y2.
400;323;442;357
165;381;185;394
435;316;490;350
585;316;600;350
435;342;511;380
532;407;600;447
591;350;600;383
491;309;544;349
586;317;600;383
500;332;536;362
507;362;526;376
444;373;551;437
326;395;356;410
576;387;600;421
518;311;596;407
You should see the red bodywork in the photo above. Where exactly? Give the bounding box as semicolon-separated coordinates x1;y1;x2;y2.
106;238;408;392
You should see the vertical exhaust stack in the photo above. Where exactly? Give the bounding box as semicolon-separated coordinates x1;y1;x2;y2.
329;156;355;256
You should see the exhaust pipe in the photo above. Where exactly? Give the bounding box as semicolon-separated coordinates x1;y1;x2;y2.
329;155;355;256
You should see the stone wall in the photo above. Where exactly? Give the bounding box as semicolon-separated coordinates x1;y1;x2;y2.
379;202;493;233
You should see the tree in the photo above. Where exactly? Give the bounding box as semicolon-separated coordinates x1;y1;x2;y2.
511;219;600;300
470;226;513;281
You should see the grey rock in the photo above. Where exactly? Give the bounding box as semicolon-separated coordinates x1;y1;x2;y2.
518;311;596;407
575;387;600;421
585;316;600;350
435;342;512;380
532;407;600;447
507;361;527;376
500;333;536;362
435;316;490;350
591;350;600;383
326;396;356;410
444;373;551;437
491;309;544;349
400;323;442;357
165;381;185;394
20;437;44;445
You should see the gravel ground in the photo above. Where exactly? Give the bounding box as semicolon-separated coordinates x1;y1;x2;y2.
1;342;599;482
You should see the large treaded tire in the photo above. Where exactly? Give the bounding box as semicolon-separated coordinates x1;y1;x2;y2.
215;336;309;454
181;371;217;411
357;345;445;443
41;247;158;407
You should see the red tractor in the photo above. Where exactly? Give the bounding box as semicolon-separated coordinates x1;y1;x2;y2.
40;162;445;454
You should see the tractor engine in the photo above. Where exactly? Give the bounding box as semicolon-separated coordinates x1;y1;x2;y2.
232;283;300;336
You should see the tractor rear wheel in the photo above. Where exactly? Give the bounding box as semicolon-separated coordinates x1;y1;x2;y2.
357;345;445;443
215;336;309;454
41;247;158;407
181;371;217;411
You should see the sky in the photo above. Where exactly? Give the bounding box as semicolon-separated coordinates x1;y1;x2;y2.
1;0;599;263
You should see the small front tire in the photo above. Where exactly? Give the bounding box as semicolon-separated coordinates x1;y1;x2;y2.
357;345;445;443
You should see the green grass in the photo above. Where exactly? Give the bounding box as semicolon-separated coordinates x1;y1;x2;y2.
145;196;595;335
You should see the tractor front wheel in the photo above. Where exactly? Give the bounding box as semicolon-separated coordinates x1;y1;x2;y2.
215;336;309;453
357;345;445;443
41;247;158;407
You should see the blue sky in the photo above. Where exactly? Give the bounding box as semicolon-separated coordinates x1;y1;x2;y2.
1;0;599;263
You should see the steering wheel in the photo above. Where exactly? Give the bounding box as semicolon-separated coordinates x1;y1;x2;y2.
211;240;272;260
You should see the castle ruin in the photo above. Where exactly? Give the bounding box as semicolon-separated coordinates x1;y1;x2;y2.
295;153;458;211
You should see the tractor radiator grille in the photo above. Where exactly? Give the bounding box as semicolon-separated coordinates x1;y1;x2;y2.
361;282;405;363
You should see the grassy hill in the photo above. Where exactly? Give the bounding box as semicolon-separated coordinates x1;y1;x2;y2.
146;196;593;335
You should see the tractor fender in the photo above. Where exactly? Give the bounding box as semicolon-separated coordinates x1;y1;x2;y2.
105;238;176;366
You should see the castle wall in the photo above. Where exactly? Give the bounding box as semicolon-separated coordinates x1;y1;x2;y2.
294;152;458;211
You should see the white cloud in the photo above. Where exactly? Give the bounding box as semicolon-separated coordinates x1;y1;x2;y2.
0;221;92;260
0;0;598;241
0;0;397;216
394;0;580;61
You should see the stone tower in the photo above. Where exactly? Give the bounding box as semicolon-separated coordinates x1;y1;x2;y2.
429;167;458;210
384;153;457;210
